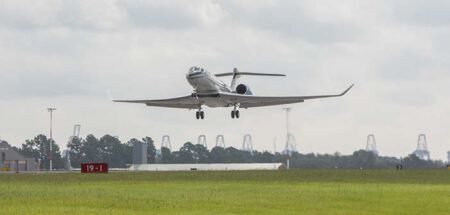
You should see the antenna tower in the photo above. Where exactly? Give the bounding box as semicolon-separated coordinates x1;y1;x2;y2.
282;108;297;155
242;134;253;154
215;135;226;148
365;134;379;155
161;135;172;151
197;135;208;148
413;134;430;160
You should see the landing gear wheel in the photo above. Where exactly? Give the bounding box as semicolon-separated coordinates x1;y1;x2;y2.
196;111;200;119
235;110;240;118
200;111;205;119
231;111;235;119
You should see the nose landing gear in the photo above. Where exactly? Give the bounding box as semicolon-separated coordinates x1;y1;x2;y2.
196;110;205;120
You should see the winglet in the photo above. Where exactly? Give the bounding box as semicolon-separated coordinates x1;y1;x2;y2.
340;84;355;96
106;90;114;101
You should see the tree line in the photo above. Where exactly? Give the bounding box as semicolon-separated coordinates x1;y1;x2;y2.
8;134;447;170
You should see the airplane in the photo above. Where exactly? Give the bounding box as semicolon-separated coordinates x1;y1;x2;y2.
112;66;354;120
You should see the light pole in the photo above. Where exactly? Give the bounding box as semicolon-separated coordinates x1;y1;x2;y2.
283;107;291;169
47;108;56;172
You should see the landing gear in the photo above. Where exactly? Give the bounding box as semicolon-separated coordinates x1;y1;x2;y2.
191;90;198;98
231;106;240;119
196;110;205;120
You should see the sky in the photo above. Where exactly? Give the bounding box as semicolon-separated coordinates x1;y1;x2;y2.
0;0;449;161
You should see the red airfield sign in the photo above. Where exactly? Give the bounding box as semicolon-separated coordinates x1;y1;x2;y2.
81;163;108;173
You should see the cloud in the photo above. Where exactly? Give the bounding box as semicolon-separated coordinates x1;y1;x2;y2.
0;0;449;160
393;1;450;26
220;1;361;44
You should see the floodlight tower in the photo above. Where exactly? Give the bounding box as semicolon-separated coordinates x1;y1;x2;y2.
47;107;56;172
197;135;208;148
215;135;226;148
413;134;430;160
365;134;379;155
242;134;253;154
161;135;172;151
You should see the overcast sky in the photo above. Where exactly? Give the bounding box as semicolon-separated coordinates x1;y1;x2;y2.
0;0;449;160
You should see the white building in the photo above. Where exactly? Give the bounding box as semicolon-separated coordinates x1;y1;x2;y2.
128;163;284;171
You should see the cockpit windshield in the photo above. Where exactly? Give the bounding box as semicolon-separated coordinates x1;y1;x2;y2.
187;66;207;77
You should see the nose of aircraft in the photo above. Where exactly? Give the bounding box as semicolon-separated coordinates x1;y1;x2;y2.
187;66;206;78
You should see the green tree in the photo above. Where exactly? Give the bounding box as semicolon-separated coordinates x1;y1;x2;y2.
66;136;83;168
99;135;131;168
253;151;274;163
351;150;376;168
193;144;209;163
209;147;227;163
81;134;101;163
174;142;197;163
20;134;63;170
402;154;443;169
143;137;156;163
225;147;252;163
161;147;173;164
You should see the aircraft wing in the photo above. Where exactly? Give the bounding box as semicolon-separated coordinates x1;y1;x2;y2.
113;95;200;109
219;84;354;108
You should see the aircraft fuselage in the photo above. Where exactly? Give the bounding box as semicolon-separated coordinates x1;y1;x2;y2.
186;67;234;108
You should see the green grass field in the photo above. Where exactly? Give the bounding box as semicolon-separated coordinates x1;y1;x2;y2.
0;170;449;215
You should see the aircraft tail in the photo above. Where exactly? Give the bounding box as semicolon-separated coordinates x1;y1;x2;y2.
215;68;286;90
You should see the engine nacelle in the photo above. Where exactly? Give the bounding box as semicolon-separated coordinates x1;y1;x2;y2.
235;84;253;95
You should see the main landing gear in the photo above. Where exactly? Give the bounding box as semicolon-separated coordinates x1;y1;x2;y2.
231;106;240;119
231;110;240;119
196;110;205;120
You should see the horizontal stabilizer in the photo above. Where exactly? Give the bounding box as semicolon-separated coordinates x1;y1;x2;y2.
215;72;286;77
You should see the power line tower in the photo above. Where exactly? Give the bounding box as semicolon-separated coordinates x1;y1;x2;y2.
197;135;208;148
242;134;253;154
365;134;379;155
64;124;81;171
161;135;172;151
413;134;430;160
216;135;225;148
282;108;297;156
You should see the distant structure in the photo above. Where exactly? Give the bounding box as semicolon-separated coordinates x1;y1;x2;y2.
413;134;430;160
155;149;162;163
0;140;36;171
161;135;172;151
132;141;147;164
62;149;72;171
282;108;297;156
242;134;253;154
365;134;379;155
215;135;226;148
197;135;208;148
447;151;450;164
64;124;81;170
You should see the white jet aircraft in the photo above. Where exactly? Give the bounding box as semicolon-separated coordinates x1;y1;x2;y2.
113;66;354;119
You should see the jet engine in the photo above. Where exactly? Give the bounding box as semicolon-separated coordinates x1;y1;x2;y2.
235;84;253;95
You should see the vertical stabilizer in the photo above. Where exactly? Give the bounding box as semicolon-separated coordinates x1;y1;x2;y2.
230;68;241;90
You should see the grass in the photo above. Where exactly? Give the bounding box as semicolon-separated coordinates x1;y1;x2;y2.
0;170;449;215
